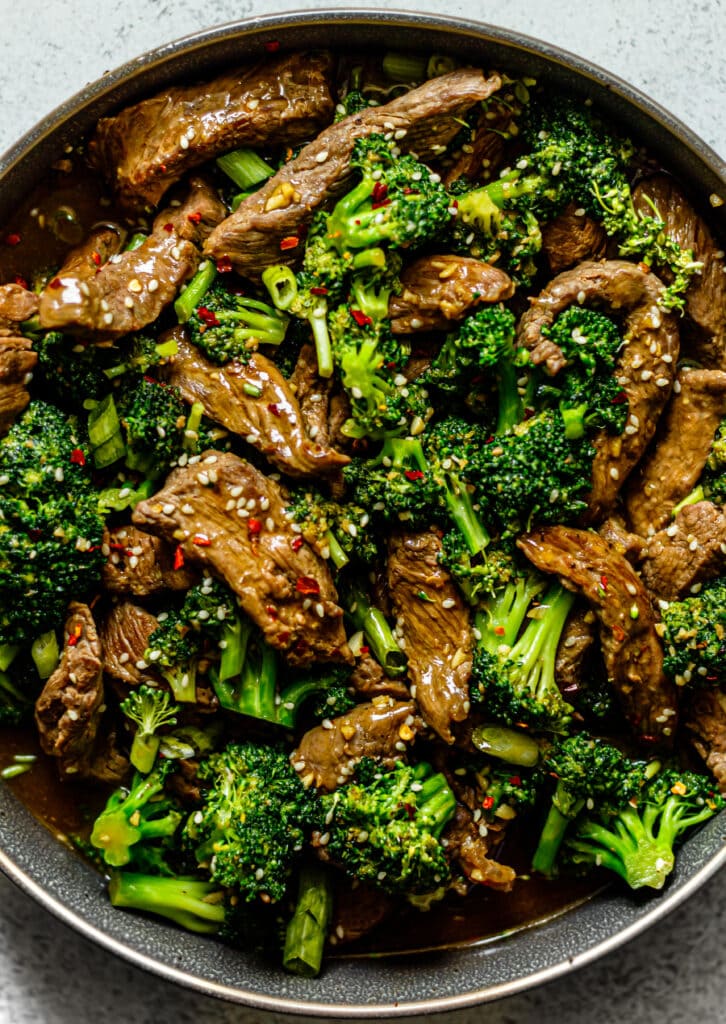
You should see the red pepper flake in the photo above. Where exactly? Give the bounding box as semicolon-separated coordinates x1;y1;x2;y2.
48;277;62;289
372;181;388;204
70;448;86;466
296;575;320;596
91;250;102;267
28;528;42;542
637;261;650;274
600;574;609;590
360;644;370;655
265;605;278;619
248;518;263;535
309;286;329;296
264;39;280;51
13;275;29;289
159;164;168;173
482;796;495;810
291;536;304;552
612;623;626;642
4;232;21;247
371;197;391;211
403;802;416;820
67;623;83;647
187;211;202;224
611;390;628;404
350;308;372;328
163;222;174;233
192;533;211;547
267;403;281;417
173;545;185;570
404;469;425;481
216;254;232;273
279;235;299;251
494;625;505;636
508;776;522;786
197;306;220;327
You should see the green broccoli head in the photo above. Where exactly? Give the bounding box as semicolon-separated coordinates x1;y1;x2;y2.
186;277;288;364
185;741;321;904
661;577;726;686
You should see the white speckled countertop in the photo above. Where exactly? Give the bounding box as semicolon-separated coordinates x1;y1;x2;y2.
0;2;724;1022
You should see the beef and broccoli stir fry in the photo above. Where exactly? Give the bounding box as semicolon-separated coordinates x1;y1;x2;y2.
0;46;725;978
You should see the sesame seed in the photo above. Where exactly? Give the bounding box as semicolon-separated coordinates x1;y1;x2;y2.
641;369;653;381
128;278;142;293
315;602;325;618
315;150;329;163
162;503;176;515
441;598;456;609
609;466;620;480
180;135;190;150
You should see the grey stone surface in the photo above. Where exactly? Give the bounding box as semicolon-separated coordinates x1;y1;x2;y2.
0;1;724;1022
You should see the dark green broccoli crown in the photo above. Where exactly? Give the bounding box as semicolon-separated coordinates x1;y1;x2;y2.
320;760;456;897
470;409;595;532
181;576;238;634
343;436;439;531
644;767;725;818
0;657;39;726
541;306;622;373
116;377;188;476
661;577;726;686
186;277;287;364
0;399;90;498
479;761;543;821
327;134;453;252
334;89;373;122
34;331;111;406
285;486;379;564
439;527;517;605
146;578;236;668
700;420;726;503
544;734;646;804
186;741;321;903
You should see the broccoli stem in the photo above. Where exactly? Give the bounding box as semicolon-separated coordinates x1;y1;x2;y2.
108;872;226;934
31;630;60;679
495;355;524;435
129;729;162;776
211;640;278;722
416;771;458;837
216;147;275;191
345;582;407;676
183;401;205;452
531;783;581;876
476;574;546;653
509;584;576;700
325;530;350;569
163;663;197;704
471;724;542;767
0;643;19;672
309;300;334;379
671;484;705;517
124;232;147;252
282;863;334;978
174;261;217;323
218;612;252;683
87;394;126;468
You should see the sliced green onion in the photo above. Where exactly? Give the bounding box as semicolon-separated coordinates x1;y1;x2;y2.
124;232;147;252
216;147;275;191
382;51;428;82
31;630;60;680
426;54;458;78
471;725;541;767
262;264;299;311
1;764;32;780
175;261;217;323
87;394;125;468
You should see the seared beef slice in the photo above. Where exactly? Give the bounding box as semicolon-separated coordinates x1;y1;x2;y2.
132;451;351;666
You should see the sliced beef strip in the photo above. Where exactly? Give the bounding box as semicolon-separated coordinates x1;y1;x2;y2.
639;501;726;602
541;204;608;275
89;52;335;210
442;804;516;892
387;529;473;744
329;878;395;946
624;368;726;536
289;342;335;450
349;652;410;701
517;260;680;522
35;603;108;779
0;282;39;333
38;177;226;339
555;604;597;697
291;697;420;792
102;523;198;598
441;101;515;187
388;255;514;333
597;515;647;564
132;450;351;666
100;601;160;686
0;336;38;436
165;335;348;479
684;687;726;793
204;68;502;278
87;729;131;787
518;524;679;746
633;174;726;368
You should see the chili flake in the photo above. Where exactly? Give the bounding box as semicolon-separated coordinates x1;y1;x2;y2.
67;623;83;647
187;211;202;224
70;448;86;466
48;277;62;289
350;308;372;328
509;776;522;786
494;626;505;636
404;469;425;481
248;518;263;535
309;286;329;296
600;574;609;590
192;533;211;546
216;255;233;273
4;233;21;247
264;39;280;51
163;223;174;233
291;536;304;552
91;250;102;267
197;306;220;327
13;275;28;289
173;545;185;570
296;576;320;596
267;403;281;417
612;623;626;642
280;235;299;251
482;796;495;810
611;390;628;404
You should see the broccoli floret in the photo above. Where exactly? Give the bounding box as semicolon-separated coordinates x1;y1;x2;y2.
319;760;456;899
90;762;183;869
0;401;105;646
326;134;452;253
696;418;726;504
34;331;112;405
472;580;576;733
116;378;189;477
285;486;379;568
184;741;321;903
661;577;726;686
566;766;724;889
531;734;649;876
343;435;438;531
109;872;228;934
477;760;544;824
185;276;289;364
120;685;178;774
0;661;38;726
424;306;523;433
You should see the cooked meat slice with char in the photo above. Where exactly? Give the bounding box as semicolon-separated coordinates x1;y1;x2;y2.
555;605;597;697
624;368;726;535
0;282;39;333
349;652;410;701
684;687;726;793
132;450;351;666
387;529;473;744
289;342;335;450
633;174;726;368
442;100;516;187
517;260;680;522
329;879;394;945
87;730;131;786
518;524;679;746
541;204;608;274
102;523;198;597
100;601;160;686
0;336;37;435
291;697;420;791
597;515;646;564
639;501;726;601
204;68;502;277
388;255;514;333
443;804;516;892
165;335;348;478
89;52;334;210
38;177;226;338
35;603;112;779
